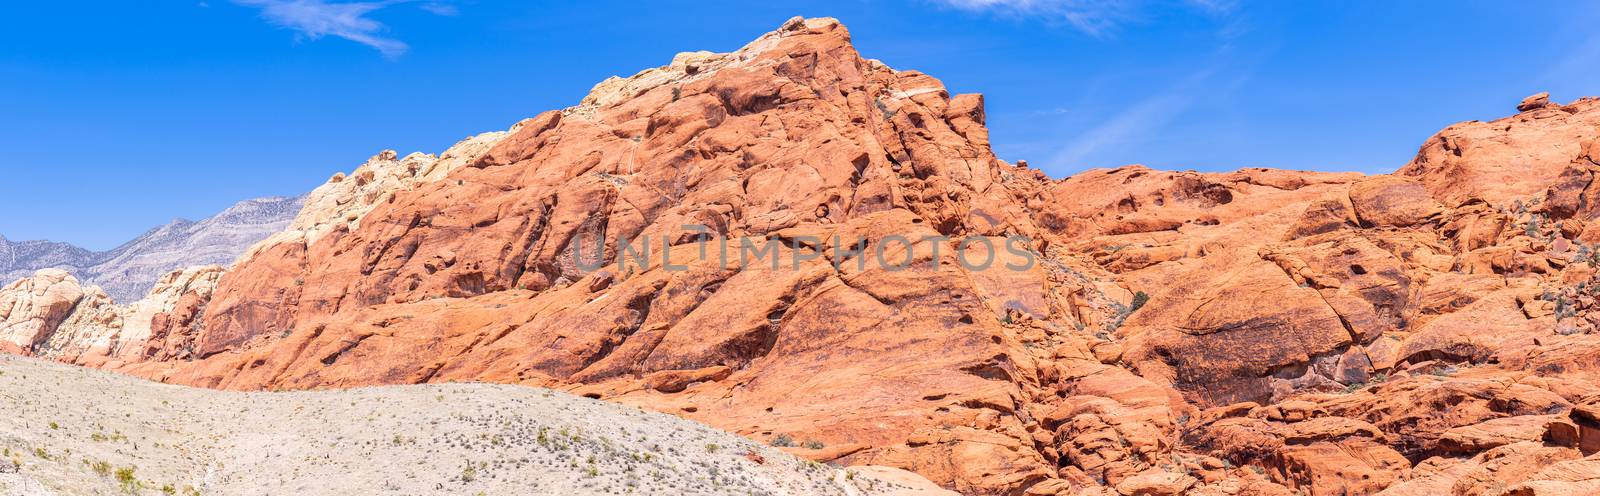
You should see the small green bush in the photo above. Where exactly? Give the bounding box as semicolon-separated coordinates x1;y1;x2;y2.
115;466;139;492
1130;291;1150;312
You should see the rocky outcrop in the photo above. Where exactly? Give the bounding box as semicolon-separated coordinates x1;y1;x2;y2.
0;266;223;366
0;269;85;354
11;17;1600;496
1;196;302;302
1400;93;1600;206
122;18;1067;494
250;131;506;255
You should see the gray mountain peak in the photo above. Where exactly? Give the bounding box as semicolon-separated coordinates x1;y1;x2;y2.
0;195;305;302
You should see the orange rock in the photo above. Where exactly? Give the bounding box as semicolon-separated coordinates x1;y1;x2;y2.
1439;415;1561;454
1276;438;1408;495
1518;91;1552;112
1111;470;1195;496
1348;176;1442;228
1401;95;1600;205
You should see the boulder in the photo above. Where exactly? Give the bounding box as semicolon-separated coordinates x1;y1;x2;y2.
1348;176;1441;228
1518;92;1552;112
0;269;86;351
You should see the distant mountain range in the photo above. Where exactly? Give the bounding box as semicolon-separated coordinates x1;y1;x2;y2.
0;196;303;302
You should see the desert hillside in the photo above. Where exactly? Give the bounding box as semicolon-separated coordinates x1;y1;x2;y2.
4;16;1600;496
0;353;948;495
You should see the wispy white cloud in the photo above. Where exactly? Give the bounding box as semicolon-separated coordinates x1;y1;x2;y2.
233;0;452;58
1045;64;1252;169
417;2;457;16
1181;0;1237;15
934;0;1235;37
1048;75;1200;167
1538;7;1600;91
1542;37;1600;85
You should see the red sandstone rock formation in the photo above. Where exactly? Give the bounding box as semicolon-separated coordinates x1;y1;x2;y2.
10;17;1600;495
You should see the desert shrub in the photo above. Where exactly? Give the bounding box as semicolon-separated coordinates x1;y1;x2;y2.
115;466;139;492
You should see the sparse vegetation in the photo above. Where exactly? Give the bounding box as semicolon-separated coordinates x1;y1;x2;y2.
770;434;795;447
1576;244;1600;267
115;466;139;492
1129;291;1150;312
1106;290;1151;332
873;98;897;120
0;355;914;494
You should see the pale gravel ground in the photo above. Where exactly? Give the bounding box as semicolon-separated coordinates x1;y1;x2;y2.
0;354;939;495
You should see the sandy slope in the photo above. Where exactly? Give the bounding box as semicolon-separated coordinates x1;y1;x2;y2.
0;354;947;495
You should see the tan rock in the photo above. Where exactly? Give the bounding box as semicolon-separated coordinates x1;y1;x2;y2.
0;269;86;351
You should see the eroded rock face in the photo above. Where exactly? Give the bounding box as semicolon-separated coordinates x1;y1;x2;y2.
0;266;224;366
12;17;1600;496
277;131;508;249
118;17;1065;493
0;269;85;353
1400;95;1600;206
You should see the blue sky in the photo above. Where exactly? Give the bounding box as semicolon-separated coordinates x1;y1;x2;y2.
2;1;1598;249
